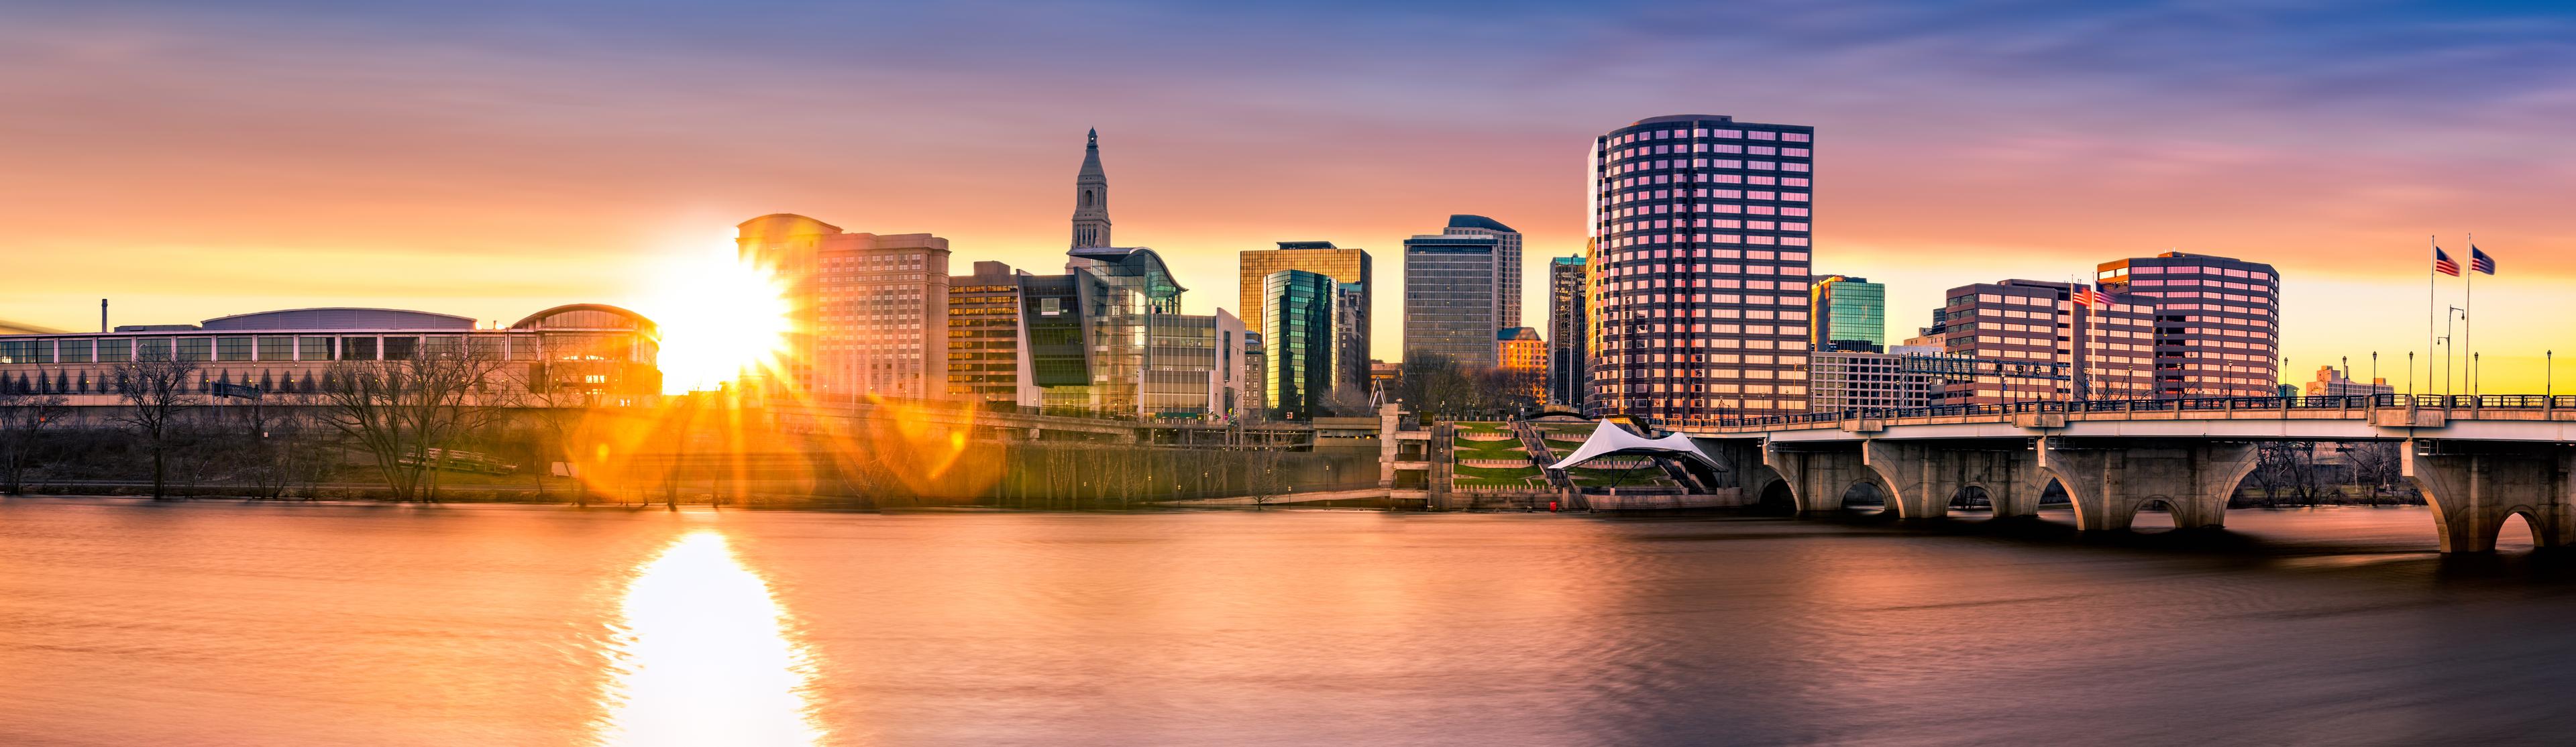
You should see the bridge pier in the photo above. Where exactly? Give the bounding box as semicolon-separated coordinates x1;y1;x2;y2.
2038;439;2257;531
1863;440;2047;520
1761;441;1880;514
2403;441;2575;553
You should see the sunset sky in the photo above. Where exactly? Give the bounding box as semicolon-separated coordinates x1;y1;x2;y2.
5;1;2573;392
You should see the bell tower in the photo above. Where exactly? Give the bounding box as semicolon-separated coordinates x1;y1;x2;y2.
1071;128;1111;248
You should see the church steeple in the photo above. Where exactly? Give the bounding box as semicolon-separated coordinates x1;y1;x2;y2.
1072;128;1111;248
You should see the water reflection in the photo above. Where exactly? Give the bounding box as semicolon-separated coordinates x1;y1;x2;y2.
596;531;824;747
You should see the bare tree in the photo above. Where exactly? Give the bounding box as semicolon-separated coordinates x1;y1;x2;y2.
113;352;202;500
315;343;515;502
0;382;72;494
2247;441;2324;507
2343;441;2406;505
225;393;331;500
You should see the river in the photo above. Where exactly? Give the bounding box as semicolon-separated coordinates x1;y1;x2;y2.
4;498;2575;746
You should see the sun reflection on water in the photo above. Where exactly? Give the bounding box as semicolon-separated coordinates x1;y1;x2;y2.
596;531;824;746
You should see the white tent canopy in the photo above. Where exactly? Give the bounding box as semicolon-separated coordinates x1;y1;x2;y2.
1546;420;1721;472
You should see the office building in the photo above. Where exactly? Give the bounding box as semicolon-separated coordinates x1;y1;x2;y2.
1499;327;1546;401
1239;241;1371;388
737;213;950;402
1929;280;2154;404
1811;274;1886;352
0;304;661;406
1806;349;1939;412
2096;252;2282;398
1072;129;1112;248
1016;132;1246;419
1240;332;1266;421
2305;365;2394;396
1588;114;1817;421
1401;232;1501;368
946;261;1036;408
1442;215;1523;329
1263;270;1337;419
1547;254;1587;406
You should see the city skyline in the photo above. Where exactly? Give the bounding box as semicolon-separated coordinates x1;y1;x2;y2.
5;2;2575;391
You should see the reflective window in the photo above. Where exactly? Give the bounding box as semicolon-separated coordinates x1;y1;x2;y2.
217;337;254;361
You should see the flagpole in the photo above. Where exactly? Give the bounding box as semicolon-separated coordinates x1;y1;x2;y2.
2465;232;2475;397
2425;235;2434;402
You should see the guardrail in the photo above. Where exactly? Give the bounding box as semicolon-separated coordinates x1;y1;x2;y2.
1654;394;2576;430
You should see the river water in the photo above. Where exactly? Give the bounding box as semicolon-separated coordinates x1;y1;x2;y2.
4;498;2575;746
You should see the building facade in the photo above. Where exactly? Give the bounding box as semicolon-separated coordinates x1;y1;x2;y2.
1805;349;1939;412
1262;270;1336;420
1546;254;1588;407
1499;327;1546;401
737;213;950;402
1929;280;2154;404
1442;215;1523;329
1401;233;1501;369
1239;241;1371;390
1811;274;1886;352
1588;114;1817;422
945;260;1037;408
2096;252;2282;398
2304;365;2394;396
0;305;661;406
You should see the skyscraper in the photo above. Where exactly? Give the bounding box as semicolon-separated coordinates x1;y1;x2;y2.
1239;241;1369;388
1442;215;1523;329
1811;274;1886;352
1587;115;1816;421
1071;129;1111;249
1547;254;1587;406
736;213;950;401
1263;269;1336;419
1401;232;1500;369
2096;252;2282;398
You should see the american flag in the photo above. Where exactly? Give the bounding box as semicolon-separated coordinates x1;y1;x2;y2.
2434;247;2459;276
2471;245;2495;275
2072;285;2107;309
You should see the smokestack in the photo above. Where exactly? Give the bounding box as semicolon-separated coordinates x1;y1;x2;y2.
101;298;108;333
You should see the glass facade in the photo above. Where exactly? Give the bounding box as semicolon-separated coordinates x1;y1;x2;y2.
1811;275;1886;351
1588;115;1815;422
2096;253;2281;398
1401;234;1500;368
1442;216;1523;329
1263;270;1336;419
1548;254;1588;406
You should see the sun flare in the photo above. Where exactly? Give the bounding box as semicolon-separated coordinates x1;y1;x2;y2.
640;247;792;394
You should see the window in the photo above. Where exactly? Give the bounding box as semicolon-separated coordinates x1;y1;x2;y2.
217;337;254;361
136;337;172;360
175;338;213;361
257;336;294;361
383;337;420;360
58;339;93;363
343;337;378;360
97;338;133;362
300;336;335;360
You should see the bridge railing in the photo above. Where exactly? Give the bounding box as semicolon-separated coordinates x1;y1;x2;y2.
1662;393;2566;430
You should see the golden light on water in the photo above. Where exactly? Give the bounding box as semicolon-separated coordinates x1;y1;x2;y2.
641;248;792;394
596;531;824;746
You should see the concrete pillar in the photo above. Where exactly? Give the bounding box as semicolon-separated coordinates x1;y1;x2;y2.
2037;439;2257;531
1863;440;2048;520
1761;441;1880;514
2402;441;2575;553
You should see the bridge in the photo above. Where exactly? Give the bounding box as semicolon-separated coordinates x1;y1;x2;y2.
1613;395;2576;553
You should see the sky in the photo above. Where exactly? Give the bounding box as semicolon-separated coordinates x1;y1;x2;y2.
4;0;2573;392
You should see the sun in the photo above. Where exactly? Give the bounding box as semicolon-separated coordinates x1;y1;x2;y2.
639;246;792;394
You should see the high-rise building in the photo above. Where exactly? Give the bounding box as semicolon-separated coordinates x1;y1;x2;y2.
1588;114;1816;421
1930;280;2153;404
1332;282;1368;392
1547;254;1589;406
1262;270;1336;419
1499;327;1546;401
1442;215;1523;329
1239;241;1371;388
2096;252;2282;398
1811;274;1886;353
1072;129;1111;249
1401;233;1501;369
737;213;950;401
1240;332;1267;421
946;260;1036;408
